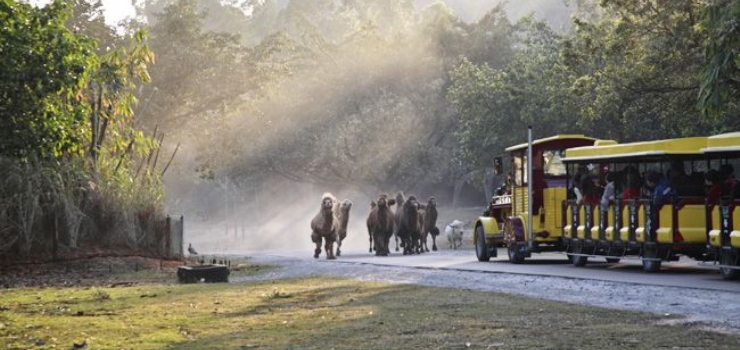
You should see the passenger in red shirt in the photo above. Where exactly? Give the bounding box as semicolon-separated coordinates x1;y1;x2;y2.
580;174;602;206
622;165;642;200
720;164;738;198
705;169;721;205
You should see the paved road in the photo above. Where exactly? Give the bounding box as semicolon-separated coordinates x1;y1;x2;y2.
248;247;740;293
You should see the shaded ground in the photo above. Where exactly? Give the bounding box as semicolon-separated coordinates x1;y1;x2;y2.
234;253;740;336
2;274;740;349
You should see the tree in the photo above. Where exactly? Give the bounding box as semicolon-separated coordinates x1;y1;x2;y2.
0;0;163;258
699;0;740;126
139;0;254;132
0;0;97;160
564;0;713;140
65;0;119;55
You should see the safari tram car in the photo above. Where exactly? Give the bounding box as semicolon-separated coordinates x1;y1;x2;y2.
474;129;740;279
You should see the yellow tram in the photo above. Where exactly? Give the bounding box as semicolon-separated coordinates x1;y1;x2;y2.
561;136;711;272
474;131;598;262
475;129;740;279
703;132;740;279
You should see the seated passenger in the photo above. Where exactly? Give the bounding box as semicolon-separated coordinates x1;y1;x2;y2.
569;165;587;202
622;165;642;200
580;174;602;206
720;164;738;198
668;161;692;196
705;169;721;205
645;171;678;207
600;172;616;212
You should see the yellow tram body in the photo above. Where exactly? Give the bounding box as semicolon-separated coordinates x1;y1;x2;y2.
562;136;710;271
476;130;740;278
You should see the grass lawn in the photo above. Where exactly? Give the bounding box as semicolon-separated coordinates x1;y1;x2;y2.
1;266;739;350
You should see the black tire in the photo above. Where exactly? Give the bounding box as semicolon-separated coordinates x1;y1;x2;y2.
475;225;490;262
504;221;525;264
642;247;662;273
568;246;588;267
719;251;740;281
507;244;525;264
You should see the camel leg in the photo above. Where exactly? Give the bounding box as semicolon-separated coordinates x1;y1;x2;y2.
312;232;322;259
325;240;336;260
385;232;393;255
369;231;373;253
373;231;387;256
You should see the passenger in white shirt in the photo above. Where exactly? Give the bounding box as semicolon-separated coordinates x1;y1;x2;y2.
600;172;616;213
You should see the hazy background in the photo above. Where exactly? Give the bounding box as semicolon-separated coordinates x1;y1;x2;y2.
123;0;577;255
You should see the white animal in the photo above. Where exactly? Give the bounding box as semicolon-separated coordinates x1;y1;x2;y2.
445;220;466;249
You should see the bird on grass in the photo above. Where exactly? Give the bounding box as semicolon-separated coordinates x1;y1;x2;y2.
188;243;198;255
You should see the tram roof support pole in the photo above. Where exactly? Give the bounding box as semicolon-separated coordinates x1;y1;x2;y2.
527;126;534;248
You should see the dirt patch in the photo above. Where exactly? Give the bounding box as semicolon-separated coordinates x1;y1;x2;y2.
0;256;184;288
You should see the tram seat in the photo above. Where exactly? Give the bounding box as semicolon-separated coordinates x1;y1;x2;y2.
708;205;721;247
563;203;573;239
576;206;587;239
733;204;740;248
731;230;740;248
638;204;673;243
604;226;617;241
619;205;631;242
709;229;722;247
672;202;707;244
592;207;601;240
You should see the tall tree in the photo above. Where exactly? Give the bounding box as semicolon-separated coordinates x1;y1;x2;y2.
0;0;97;160
66;0;119;54
699;0;740;126
565;0;711;140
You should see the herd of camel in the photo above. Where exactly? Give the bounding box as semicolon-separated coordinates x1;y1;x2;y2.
310;192;440;259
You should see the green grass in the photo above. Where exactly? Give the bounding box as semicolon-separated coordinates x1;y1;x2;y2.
1;274;739;350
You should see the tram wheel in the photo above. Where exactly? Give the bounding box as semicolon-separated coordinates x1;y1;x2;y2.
719;251;740;281
475;225;490;262
641;247;662;273
507;244;525;264
504;221;525;264
567;245;588;267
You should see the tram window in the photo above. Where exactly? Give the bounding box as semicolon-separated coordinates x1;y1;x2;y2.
726;159;740;179
493;157;503;175
543;150;567;177
513;155;527;186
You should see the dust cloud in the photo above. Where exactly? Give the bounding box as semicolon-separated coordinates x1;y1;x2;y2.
181;181;396;256
159;0;572;256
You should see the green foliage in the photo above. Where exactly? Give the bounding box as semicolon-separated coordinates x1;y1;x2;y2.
119;0;740;212
140;0;252;130
450;0;740;171
0;0;98;160
699;0;740;122
66;0;120;55
0;1;166;258
0;158;90;256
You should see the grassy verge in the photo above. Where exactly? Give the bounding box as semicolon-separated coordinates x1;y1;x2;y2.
1;273;739;350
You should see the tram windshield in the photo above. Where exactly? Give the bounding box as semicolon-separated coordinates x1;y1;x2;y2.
543;149;567;177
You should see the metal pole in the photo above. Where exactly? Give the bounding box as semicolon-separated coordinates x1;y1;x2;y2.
527;126;534;248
